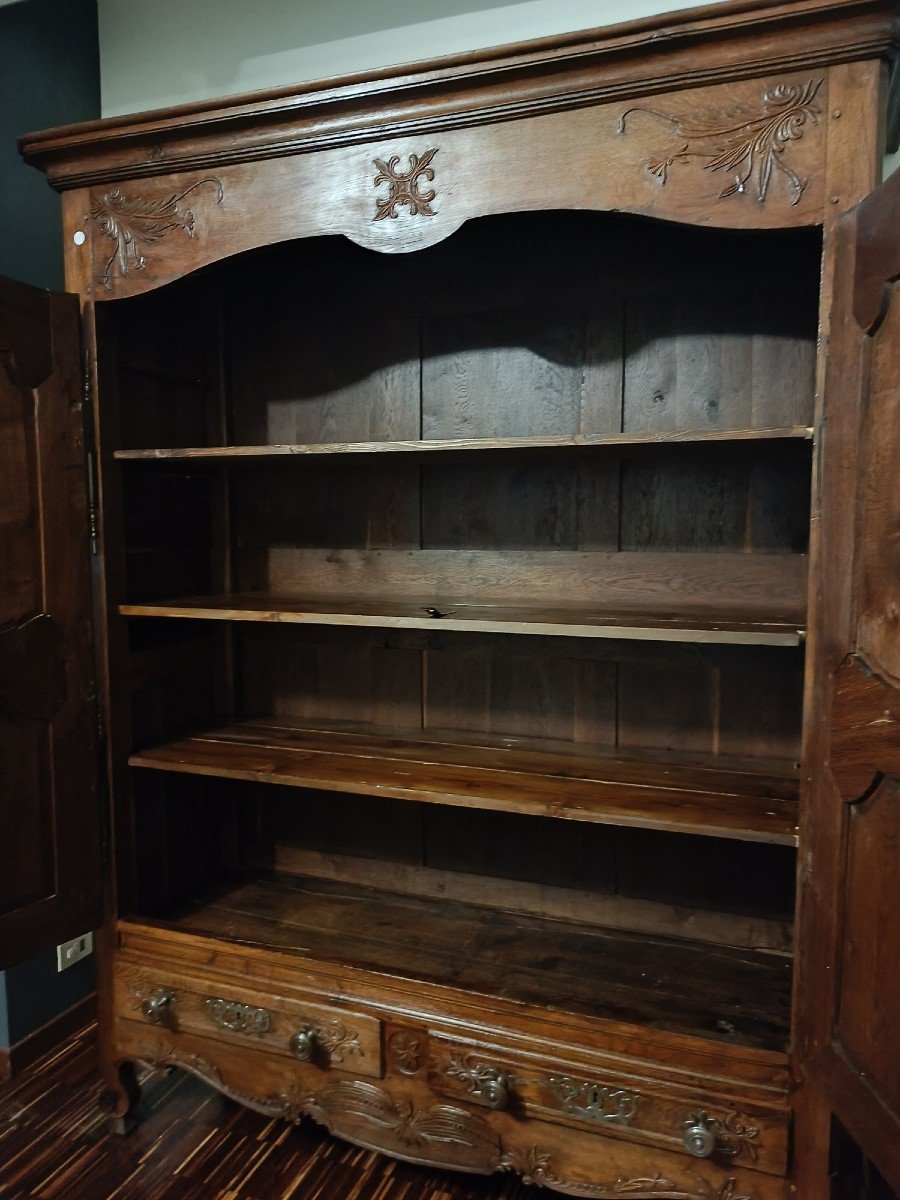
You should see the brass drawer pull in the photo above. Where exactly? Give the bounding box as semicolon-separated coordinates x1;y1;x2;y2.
140;986;176;1027
549;1078;638;1125
205;997;272;1036
290;1027;318;1061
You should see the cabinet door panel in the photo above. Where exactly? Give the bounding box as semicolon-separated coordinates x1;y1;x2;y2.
803;170;900;1193
0;275;101;968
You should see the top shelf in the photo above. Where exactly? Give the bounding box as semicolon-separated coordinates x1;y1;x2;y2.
113;426;814;461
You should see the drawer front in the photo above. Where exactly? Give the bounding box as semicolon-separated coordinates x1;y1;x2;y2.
425;1032;789;1177
115;961;383;1077
116;1018;788;1200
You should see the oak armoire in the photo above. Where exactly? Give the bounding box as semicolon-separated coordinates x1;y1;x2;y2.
2;2;899;1198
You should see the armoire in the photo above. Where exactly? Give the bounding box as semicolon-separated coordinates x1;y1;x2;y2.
2;1;898;1197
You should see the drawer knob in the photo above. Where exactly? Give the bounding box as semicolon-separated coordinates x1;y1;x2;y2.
290;1027;318;1061
140;986;176;1027
479;1070;510;1111
682;1113;720;1158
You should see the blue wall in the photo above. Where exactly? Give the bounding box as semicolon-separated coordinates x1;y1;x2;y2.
0;0;100;1049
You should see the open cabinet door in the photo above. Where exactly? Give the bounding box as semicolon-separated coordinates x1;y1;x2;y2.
802;169;900;1195
0;275;102;969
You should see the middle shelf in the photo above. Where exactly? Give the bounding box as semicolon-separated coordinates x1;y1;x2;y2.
119;592;805;646
129;718;800;845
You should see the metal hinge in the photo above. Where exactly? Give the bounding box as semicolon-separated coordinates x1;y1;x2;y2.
82;347;100;556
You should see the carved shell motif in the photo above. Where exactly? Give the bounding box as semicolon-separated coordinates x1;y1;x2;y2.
617;78;822;206
90;176;224;288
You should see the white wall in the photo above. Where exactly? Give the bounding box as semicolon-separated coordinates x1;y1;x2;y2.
97;0;722;117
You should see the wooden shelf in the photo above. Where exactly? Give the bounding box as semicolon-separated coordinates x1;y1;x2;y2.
113;425;814;461
119;593;804;646
138;871;793;1052
130;719;800;844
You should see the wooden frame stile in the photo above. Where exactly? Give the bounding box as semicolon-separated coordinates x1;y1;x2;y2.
794;155;900;1195
59;187;141;1123
789;55;888;1200
16;3;899;1198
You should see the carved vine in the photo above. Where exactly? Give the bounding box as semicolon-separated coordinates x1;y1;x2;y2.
373;149;438;220
616;78;822;206
90;176;224;288
139;1050;751;1200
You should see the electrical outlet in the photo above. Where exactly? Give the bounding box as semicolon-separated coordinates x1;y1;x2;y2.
56;931;93;972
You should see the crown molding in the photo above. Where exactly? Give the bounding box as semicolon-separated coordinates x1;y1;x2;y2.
20;0;899;190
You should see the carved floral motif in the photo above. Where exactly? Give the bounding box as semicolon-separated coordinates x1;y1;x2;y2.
373;149;438;220
616;78;822;206
90;176;224;287
313;1018;363;1063
386;1030;423;1075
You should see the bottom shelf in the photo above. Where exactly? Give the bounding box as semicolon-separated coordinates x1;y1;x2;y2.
143;870;792;1053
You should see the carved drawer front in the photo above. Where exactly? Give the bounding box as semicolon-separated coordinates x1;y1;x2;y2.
425;1033;789;1177
114;963;382;1077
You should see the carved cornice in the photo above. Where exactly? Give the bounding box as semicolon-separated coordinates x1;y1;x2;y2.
20;0;896;190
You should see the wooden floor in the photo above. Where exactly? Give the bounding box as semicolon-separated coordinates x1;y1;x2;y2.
0;1024;535;1200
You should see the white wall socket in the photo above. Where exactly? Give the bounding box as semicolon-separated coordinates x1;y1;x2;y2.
56;931;94;972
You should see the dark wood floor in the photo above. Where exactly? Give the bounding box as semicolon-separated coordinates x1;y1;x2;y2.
0;1024;535;1199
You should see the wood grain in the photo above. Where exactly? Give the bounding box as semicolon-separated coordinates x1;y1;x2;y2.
264;844;794;950
119;589;805;646
130;717;799;844
144;871;793;1053
113;425;814;459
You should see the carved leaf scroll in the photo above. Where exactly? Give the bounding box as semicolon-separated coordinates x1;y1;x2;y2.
617;79;822;206
90;177;224;288
373;149;438;220
313;1018;364;1063
500;1147;751;1199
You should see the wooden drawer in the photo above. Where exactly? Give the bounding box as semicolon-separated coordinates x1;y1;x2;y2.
424;1031;789;1177
115;1018;788;1200
114;961;383;1077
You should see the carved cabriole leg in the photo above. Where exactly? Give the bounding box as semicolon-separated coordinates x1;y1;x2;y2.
124;1028;771;1200
98;1059;141;1135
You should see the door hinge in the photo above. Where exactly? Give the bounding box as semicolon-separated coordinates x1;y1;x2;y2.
82;347;100;556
